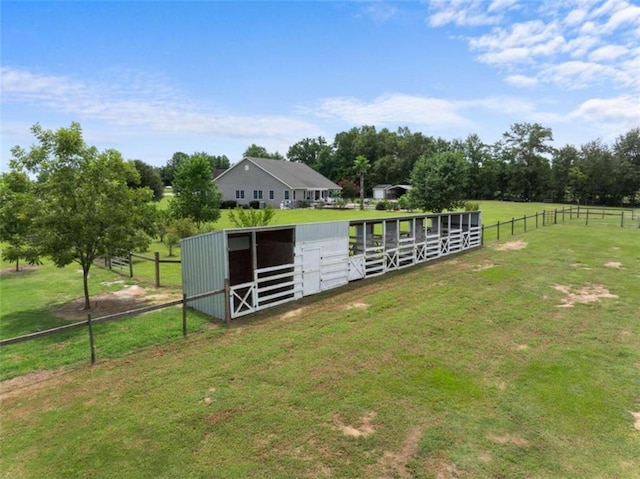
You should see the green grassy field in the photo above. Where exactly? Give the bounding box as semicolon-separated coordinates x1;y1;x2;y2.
1;208;639;478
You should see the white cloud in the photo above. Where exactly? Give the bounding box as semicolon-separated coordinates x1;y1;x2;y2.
589;44;629;61
0;66;319;141
363;1;397;24
568;94;640;131
427;0;503;27
313;94;470;130
505;74;539;87
428;0;640;95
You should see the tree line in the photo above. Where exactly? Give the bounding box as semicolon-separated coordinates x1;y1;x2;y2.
283;123;639;206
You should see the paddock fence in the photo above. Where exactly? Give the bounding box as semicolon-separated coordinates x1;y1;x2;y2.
102;252;182;287
0;285;229;365
481;206;638;243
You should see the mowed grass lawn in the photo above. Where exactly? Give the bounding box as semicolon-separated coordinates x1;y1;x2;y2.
1;217;639;478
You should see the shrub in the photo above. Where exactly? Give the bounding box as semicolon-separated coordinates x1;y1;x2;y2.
220;200;237;209
249;200;260;209
228;206;275;227
376;200;390;211
464;201;480;211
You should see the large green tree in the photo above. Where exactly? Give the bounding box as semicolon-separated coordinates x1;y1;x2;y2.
10;123;156;309
243;144;284;160
169;154;221;227
161;151;189;186
0;171;41;271
129;159;164;201
408;152;469;213
502;122;554;201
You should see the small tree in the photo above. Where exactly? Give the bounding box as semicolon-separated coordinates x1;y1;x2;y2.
408;152;469;213
338;179;358;202
10;123;156;309
228;206;275;228
165;218;197;256
353;155;370;210
170;155;222;227
0;171;41;271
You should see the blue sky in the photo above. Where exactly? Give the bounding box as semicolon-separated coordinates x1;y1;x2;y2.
2;0;639;170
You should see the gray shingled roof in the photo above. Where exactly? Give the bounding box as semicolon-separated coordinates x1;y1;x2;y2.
243;157;341;189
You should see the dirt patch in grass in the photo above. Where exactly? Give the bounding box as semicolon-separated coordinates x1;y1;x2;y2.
51;285;182;321
370;427;422;479
486;433;530;447
553;284;618;308
0;369;70;402
631;411;640;431
333;411;376;438
344;302;369;310
281;308;305;320
604;262;623;268
0;265;40;276
493;240;527;251
472;260;494;272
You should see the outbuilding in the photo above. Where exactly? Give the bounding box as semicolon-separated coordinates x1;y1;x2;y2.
181;211;481;320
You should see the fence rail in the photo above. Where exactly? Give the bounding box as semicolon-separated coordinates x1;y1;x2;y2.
103;252;182;287
481;206;637;243
0;285;229;364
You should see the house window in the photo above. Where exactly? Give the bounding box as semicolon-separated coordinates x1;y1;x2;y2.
235;190;245;199
269;190;274;200
284;191;289;200
253;190;263;200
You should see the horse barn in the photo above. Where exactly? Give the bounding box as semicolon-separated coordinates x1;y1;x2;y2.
181;211;482;320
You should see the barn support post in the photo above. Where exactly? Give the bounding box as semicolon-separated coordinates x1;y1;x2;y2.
181;294;187;337
87;314;96;365
154;252;160;288
128;252;133;278
224;279;231;324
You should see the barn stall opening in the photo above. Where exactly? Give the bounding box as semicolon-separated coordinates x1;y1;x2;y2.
181;211;481;320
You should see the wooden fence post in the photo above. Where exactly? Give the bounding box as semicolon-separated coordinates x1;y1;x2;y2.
511;217;515;236
586;208;590;225
128;252;133;278
154;252;160;288
481;225;485;245
524;215;527;232
621;211;624;228
87;314;96;365
497;221;500;241
182;293;188;337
